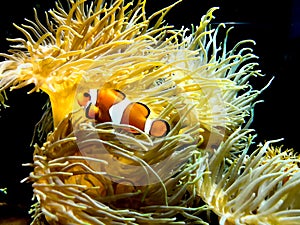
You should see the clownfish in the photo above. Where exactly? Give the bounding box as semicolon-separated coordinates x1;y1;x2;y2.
77;88;170;137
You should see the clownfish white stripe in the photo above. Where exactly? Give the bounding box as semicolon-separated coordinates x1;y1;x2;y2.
144;119;153;135
89;89;98;105
109;98;132;124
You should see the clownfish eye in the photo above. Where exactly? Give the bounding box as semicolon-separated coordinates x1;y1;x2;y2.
77;92;92;107
83;92;91;98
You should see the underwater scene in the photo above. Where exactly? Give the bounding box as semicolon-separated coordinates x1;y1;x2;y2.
0;0;299;224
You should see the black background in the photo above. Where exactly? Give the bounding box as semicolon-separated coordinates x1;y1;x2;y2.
0;0;299;220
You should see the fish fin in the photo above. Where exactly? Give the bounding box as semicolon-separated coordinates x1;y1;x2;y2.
86;103;100;119
133;102;150;118
113;89;126;100
149;119;170;137
120;102;149;133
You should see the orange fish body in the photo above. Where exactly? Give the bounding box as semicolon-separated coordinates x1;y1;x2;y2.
77;89;170;137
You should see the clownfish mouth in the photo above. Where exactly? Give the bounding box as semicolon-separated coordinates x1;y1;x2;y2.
77;88;170;137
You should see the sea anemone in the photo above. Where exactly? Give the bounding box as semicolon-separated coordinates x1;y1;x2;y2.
1;0;299;224
0;0;260;133
197;128;300;225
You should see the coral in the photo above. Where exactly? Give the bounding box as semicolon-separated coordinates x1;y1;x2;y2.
0;0;299;224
